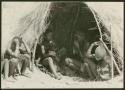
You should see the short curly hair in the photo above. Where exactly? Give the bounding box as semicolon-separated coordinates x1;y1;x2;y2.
12;36;22;46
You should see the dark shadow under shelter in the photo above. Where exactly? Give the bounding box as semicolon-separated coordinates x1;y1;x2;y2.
36;2;122;75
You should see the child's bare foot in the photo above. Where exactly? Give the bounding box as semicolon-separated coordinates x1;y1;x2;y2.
54;74;62;80
57;73;62;76
21;73;31;78
13;76;18;80
4;76;17;82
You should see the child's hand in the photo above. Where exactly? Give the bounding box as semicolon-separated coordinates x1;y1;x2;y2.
54;74;62;80
20;36;23;43
41;46;45;54
49;41;53;44
92;54;95;57
49;51;56;56
19;71;21;75
93;42;99;45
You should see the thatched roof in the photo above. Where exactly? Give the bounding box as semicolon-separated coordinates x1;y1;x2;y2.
2;2;123;70
2;2;50;53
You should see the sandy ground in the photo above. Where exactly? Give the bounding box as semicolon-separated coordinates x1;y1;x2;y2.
1;67;123;89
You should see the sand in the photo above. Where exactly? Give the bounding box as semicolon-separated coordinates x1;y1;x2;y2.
1;67;123;89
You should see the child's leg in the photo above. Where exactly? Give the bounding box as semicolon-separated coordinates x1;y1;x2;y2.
65;58;81;71
9;58;18;77
35;57;42;67
4;59;9;79
1;60;5;74
26;54;31;71
20;54;30;74
82;63;95;79
17;63;21;75
47;57;61;79
85;58;99;79
21;59;28;74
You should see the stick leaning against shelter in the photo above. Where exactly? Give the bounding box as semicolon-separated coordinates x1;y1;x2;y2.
30;14;53;71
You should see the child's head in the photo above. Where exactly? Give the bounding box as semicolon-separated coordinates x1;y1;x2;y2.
10;36;21;50
45;29;53;41
74;31;85;42
12;36;22;46
59;47;67;57
95;45;106;61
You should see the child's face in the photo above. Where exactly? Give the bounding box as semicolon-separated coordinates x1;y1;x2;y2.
14;38;20;45
11;39;19;51
47;32;53;40
95;55;103;61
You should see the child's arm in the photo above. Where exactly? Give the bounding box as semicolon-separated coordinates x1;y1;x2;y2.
17;63;21;75
7;42;19;58
21;38;31;54
47;57;61;80
87;42;97;58
41;45;45;54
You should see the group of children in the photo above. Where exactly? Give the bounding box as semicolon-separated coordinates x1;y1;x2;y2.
1;30;112;81
1;36;31;80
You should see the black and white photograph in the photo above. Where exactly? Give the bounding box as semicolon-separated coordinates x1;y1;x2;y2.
1;1;124;89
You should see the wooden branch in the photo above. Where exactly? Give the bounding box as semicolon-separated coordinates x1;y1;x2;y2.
110;23;114;79
31;39;38;72
88;26;98;30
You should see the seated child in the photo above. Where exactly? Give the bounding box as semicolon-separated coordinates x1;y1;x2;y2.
2;36;31;80
81;41;111;81
40;30;61;80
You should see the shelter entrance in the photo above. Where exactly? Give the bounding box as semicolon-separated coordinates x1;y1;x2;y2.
35;2;121;79
40;2;107;57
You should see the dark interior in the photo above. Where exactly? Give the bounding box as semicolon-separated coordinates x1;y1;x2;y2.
42;2;101;55
36;2;122;75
